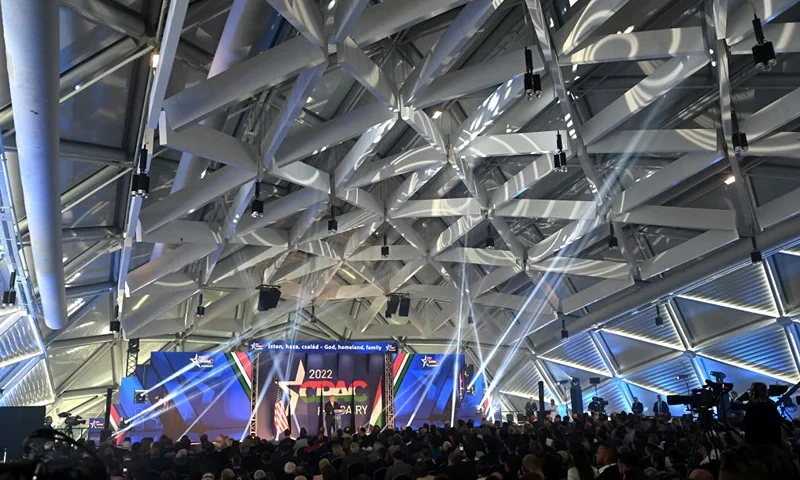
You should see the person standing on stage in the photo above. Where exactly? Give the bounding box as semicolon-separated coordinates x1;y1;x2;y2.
653;395;670;417
631;397;644;415
323;395;340;437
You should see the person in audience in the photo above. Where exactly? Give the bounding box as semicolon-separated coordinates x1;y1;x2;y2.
595;443;621;480
386;449;413;480
567;443;597;480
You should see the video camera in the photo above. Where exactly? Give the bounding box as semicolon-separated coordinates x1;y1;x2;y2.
589;396;608;412
667;379;733;411
58;411;86;427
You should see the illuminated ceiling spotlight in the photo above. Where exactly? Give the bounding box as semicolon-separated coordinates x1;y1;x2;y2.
431;110;443;119
328;205;338;234
134;390;148;404
751;14;777;70
196;293;205;318
608;223;619;249
1;270;17;307
523;48;542;101
724;175;736;185
381;234;390;258
130;148;150;198
485;224;495;250
257;285;281;311
250;181;264;218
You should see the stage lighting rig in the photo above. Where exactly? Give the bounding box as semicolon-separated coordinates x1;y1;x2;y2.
523;48;542;100
131;148;150;198
250;181;264;218
381;234;390;258
751;14;777;70
196;293;205;317
485;224;495;250
553;132;567;172
257;285;281;311
1;270;17;307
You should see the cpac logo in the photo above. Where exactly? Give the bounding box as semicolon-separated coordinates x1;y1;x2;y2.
89;419;105;429
190;354;215;369
250;341;264;351
421;356;438;368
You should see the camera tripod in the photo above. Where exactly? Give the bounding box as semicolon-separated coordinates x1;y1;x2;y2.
689;408;723;468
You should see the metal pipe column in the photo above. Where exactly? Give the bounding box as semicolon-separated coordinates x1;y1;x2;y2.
1;0;67;329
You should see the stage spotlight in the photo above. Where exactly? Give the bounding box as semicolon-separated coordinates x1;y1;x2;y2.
732;131;749;156
485;224;494;250
523;48;542;100
676;374;691;380
468;314;474;325
381;234;390;258
133;390;148;404
386;295;400;316
1;270;16;307
251;181;264;218
328;206;338;234
750;237;762;264
655;307;664;326
131;148;150;198
128;338;140;353
751;14;777;70
257;285;281;311
608;223;619;249
196;293;205;318
110;319;120;333
560;315;568;340
310;305;317;324
398;296;411;317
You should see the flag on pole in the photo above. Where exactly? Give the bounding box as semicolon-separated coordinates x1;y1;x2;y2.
274;387;289;435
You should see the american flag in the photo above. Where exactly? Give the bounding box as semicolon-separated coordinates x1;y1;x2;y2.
274;388;289;435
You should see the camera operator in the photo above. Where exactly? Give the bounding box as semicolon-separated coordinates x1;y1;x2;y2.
739;382;782;446
588;396;606;414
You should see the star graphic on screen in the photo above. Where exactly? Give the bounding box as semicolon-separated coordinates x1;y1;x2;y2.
277;361;305;414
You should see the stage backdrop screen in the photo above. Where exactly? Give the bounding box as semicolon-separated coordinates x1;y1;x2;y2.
252;341;390;440
393;353;486;428
113;352;252;442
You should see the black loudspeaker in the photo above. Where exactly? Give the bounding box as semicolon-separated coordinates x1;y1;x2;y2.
589;377;601;385
398;297;411;317
0;406;45;459
506;413;514;424
570;385;584;414
258;287;281;311
386;295;400;315
517;413;525;422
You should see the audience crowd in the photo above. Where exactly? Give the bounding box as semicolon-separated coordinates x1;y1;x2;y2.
36;409;800;480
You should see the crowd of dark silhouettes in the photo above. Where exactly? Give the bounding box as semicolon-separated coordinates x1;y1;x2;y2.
35;409;800;480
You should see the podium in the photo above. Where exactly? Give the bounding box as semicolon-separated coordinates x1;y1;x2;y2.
335;408;344;431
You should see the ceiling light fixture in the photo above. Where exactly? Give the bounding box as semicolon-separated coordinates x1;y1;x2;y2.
150;52;160;69
250;181;264;218
131;148;150;198
750;236;763;264
196;293;205;318
381;234;390;258
1;270;17;307
468;314;474;325
623;25;635;34
560;314;569;340
523;48;542;101
311;304;317;323
432;110;443;119
328;205;338;234
485;224;495;250
553;132;567;172
724;175;736;185
608;223;619;249
751;14;777;70
655;305;664;326
731;109;748;156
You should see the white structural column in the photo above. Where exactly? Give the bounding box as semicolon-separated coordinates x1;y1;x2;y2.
145;0;189;129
